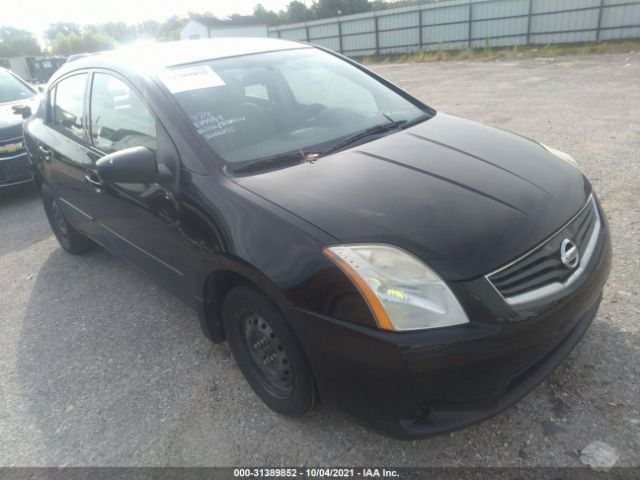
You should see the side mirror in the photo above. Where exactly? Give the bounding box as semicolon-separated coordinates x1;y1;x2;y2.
96;146;160;183
12;104;32;119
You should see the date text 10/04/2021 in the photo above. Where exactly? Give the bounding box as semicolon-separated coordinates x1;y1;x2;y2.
233;468;400;478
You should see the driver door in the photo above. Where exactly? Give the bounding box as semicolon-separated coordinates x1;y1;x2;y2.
86;70;187;297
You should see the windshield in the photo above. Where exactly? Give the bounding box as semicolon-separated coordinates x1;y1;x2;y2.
0;73;35;104
166;48;429;169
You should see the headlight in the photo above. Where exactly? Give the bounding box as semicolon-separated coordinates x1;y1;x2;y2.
323;244;469;331
541;143;580;169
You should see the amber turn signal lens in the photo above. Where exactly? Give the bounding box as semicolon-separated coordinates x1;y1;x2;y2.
323;247;395;331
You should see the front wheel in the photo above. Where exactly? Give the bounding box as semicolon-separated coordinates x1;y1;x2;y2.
41;187;93;255
222;285;316;417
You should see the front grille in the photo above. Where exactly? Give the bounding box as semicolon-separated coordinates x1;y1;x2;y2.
0;150;30;184
0;135;26;159
487;196;600;305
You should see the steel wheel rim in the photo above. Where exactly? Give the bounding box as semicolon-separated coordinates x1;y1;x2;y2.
239;309;293;398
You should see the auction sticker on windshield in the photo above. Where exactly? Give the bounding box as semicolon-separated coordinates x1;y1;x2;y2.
159;65;225;93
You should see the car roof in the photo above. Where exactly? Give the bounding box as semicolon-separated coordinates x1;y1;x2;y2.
53;38;310;80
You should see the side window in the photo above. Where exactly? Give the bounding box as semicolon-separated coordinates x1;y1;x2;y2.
90;73;157;154
53;74;87;140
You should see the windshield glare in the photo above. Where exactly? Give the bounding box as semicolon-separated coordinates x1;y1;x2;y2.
0;73;35;104
168;48;427;168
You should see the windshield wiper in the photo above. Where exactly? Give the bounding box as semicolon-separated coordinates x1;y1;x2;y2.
232;113;433;174
319;120;406;158
400;112;432;130
232;150;318;174
320;112;434;158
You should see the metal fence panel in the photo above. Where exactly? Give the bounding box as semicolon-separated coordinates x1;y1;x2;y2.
603;0;638;4
472;34;528;47
532;0;600;14
278;28;307;41
422;5;470;26
343;33;377;54
601;3;640;27
379;28;420;48
378;12;420;29
313;37;341;51
530;10;600;33
308;23;339;40
472;17;529;38
267;0;640;56
473;0;530;19
422;23;469;44
600;24;640;38
531;30;597;43
341;18;375;35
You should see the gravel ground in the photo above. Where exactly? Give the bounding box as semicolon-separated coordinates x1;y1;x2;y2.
0;53;638;468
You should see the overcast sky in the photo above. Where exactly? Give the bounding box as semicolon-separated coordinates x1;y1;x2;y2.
5;0;292;37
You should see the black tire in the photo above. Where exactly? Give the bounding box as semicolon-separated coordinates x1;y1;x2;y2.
222;285;316;417
41;186;93;255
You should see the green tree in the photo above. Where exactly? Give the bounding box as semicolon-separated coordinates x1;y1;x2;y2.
86;22;137;44
251;0;374;24
370;0;388;10
157;15;188;41
49;32;114;56
45;22;82;43
136;20;161;39
254;4;279;25
314;0;370;17
0;27;41;57
286;1;311;22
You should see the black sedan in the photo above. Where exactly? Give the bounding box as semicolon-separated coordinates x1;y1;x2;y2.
24;38;611;439
1;67;38;188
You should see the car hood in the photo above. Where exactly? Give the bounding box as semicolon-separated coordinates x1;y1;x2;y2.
0;98;34;137
233;113;590;281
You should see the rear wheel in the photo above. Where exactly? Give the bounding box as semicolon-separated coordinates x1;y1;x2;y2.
222;285;316;416
41;187;93;255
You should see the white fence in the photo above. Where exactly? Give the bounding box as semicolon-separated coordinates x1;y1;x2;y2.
268;0;640;56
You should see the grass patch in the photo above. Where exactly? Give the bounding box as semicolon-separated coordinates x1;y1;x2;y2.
359;39;640;64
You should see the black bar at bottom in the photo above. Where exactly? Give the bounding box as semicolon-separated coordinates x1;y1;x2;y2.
0;467;639;480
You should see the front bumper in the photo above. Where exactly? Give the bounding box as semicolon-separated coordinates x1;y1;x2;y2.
285;205;611;439
0;151;31;188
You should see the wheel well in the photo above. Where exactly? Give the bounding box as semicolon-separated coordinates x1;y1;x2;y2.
199;268;319;405
201;270;259;343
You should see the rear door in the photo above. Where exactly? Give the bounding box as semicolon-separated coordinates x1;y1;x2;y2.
35;72;98;236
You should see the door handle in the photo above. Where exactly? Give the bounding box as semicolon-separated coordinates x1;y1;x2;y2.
38;145;52;160
85;172;103;189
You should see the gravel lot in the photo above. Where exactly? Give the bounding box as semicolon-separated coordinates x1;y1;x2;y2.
0;53;639;468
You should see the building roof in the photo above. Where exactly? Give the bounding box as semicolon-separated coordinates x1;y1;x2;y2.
189;16;265;28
